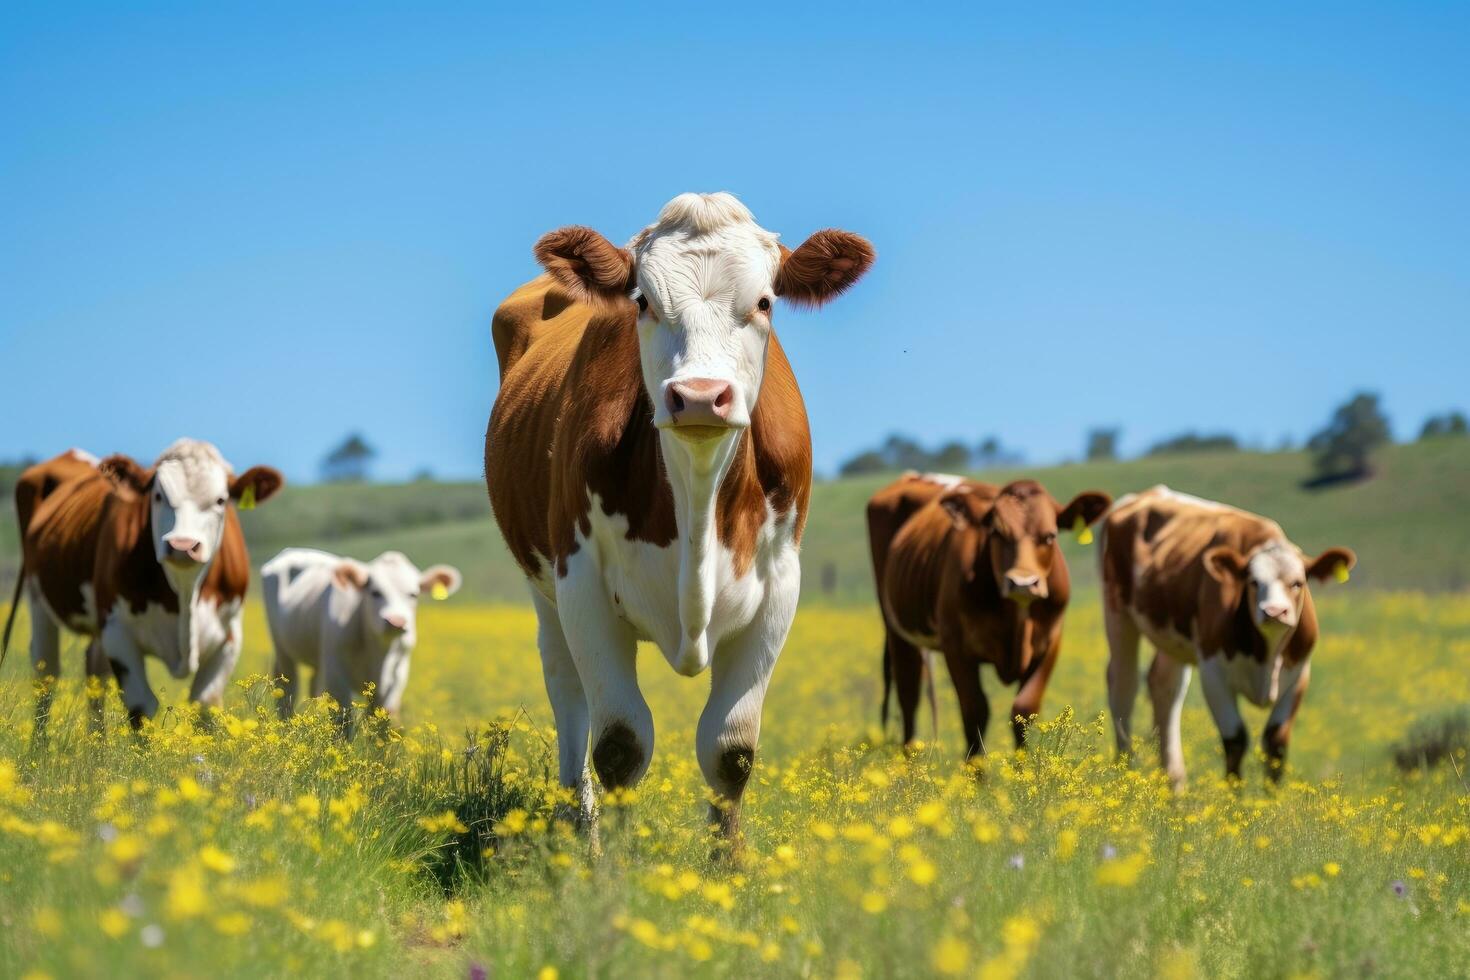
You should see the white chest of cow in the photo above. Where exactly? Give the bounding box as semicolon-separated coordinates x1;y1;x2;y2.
565;493;800;674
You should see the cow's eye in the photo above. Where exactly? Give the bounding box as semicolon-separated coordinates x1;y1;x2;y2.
410;591;420;599
370;589;382;599
636;294;648;313
154;491;163;503
1290;582;1303;591
1040;533;1057;545
215;497;226;507
756;296;772;313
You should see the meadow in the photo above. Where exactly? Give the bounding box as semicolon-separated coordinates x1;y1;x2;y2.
1;584;1467;978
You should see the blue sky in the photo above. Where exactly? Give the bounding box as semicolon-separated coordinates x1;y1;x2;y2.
2;2;1466;482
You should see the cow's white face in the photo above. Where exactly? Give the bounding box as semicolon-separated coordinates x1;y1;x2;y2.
345;552;462;643
150;445;233;578
1245;543;1307;635
630;195;780;442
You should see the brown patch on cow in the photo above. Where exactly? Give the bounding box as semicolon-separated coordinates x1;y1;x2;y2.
592;720;643;789
484;276;812;581
868;475;1106;755
98;454;153;493
199;506;251;608
774;230;876;308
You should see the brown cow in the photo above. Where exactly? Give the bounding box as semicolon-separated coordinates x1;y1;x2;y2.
3;442;282;732
1099;486;1356;787
868;472;1111;758
485;192;872;841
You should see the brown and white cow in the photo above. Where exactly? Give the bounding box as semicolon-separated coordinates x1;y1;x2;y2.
1099;486;1356;787
868;472;1111;758
2;442;282;731
485;192;872;839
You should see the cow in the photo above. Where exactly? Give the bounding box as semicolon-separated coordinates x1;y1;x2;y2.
868;472;1111;758
484;192;873;844
2;441;283;732
1099;486;1356;788
260;548;462;727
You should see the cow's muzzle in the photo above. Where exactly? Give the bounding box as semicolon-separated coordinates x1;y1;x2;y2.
1002;572;1045;604
663;378;740;440
164;537;205;566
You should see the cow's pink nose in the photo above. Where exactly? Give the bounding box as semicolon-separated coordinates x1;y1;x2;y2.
1262;603;1291;621
383;614;407;631
665;379;734;427
166;537;202;562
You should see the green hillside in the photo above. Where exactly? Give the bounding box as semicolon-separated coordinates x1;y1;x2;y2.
3;439;1467;604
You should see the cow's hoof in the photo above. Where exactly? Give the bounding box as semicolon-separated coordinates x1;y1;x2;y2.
593;721;644;789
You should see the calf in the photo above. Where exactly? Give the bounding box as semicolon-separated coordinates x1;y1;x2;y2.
485;192;872;841
261;548;461;725
4;442;282;730
1099;486;1355;787
868;473;1110;758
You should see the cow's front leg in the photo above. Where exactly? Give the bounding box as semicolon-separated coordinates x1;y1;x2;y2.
697;590;795;856
530;590;595;828
1011;621;1062;748
557;563;651;796
942;650;990;760
1263;662;1309;784
101;620;157;730
190;631;241;716
1198;655;1247;782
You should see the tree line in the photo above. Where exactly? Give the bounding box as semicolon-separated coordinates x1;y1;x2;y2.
836;395;1467;482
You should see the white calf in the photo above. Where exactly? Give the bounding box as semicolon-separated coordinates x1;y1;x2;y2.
261;548;461;724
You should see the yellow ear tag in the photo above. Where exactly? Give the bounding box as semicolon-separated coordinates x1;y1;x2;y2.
431;582;449;601
1073;515;1093;546
1333;562;1350;584
238;485;256;511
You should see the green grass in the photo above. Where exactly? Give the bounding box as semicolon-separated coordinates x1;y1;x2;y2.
1;593;1466;978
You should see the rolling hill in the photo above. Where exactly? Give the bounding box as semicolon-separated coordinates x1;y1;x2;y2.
2;439;1467;605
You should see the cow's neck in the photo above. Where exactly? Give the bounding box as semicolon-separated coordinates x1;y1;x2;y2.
660;429;747;676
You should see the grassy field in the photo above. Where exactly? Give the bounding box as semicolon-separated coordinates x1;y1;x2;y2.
5;439;1469;603
1;589;1467;978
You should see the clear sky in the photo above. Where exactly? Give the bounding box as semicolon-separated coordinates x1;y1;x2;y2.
2;2;1466;482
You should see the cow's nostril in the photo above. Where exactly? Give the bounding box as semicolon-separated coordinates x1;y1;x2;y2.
714;386;733;410
668;388;686;413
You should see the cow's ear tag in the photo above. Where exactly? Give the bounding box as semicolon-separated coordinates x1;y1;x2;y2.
1073;515;1093;546
239;485;256;511
431;582;449;601
1333;562;1350;584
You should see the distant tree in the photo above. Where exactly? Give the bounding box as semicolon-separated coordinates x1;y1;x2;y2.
973;436;1024;468
320;433;377;483
411;467;437;483
931;440;973;472
838;450;889;477
1307;392;1391;480
1419;411;1468;440
880;434;931;472
1146;431;1240;456
1085;428;1121;462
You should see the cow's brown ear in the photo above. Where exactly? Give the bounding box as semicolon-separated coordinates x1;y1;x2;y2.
1305;547;1356;583
1056;491;1112;531
230;466;284;505
774;230;875;308
333;561;369;590
534;226;636;305
99;454;152;492
1203;545;1249;583
938;488;988;530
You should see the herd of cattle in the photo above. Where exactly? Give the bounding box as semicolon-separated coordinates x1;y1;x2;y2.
2;193;1357;841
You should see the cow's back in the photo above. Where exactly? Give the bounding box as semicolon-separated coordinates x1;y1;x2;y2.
1101;487;1284;639
485;275;601;579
